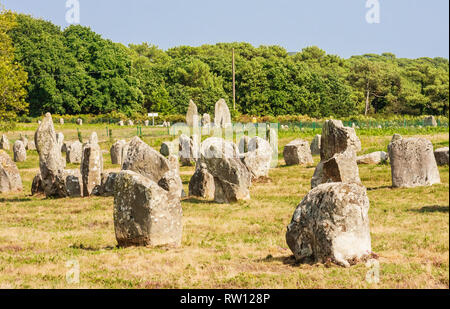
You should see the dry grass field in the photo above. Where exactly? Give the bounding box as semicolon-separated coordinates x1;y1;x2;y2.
0;123;448;289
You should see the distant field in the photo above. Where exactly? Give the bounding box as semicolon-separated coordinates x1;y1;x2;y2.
0;124;448;289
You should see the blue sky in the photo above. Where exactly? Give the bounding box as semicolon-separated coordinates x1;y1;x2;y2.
2;0;449;59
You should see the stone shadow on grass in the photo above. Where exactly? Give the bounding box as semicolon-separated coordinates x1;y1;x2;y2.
366;185;392;191
409;205;449;213
181;197;212;204
0;197;32;203
257;254;315;267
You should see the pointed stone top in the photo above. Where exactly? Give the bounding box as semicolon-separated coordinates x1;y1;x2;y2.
89;132;98;144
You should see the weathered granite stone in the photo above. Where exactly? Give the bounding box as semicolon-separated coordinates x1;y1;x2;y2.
283;139;314;166
424;116;437;127
62;169;83;197
122;136;171;183
19;135;28;149
199;137;251;203
238;135;249;154
80;132;103;196
118;120;124;126
31;173;44;195
179;134;198;166
310;134;321;155
160;141;177;157
26;140;36;151
126;120;134;126
59;118;64;125
311;120;361;189
241;137;272;179
0;134;10;150
357;151;388;165
201;113;211;127
94;172;118;197
186;99;199;127
188;162;215;199
66;141;82;164
0;150;22;193
35;113;67;197
214;99;231;128
388;135;440;188
113;170;182;247
110;140;127;165
286;182;372;267
76;119;83;125
434;147;449;166
13;141;26;162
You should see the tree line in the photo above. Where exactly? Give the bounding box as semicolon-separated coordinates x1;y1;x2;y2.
1;11;449;125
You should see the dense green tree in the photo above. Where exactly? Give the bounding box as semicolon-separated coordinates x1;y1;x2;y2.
0;8;28;127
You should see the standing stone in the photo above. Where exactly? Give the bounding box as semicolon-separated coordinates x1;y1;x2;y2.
0;135;10;150
62;169;83;197
238;135;250;154
56;132;64;150
59;118;64;125
19;135;28;149
167;154;179;174
120;142;130;166
424;116;437;127
199;137;251;203
310;134;321;155
0;150;23;193
61;142;70;153
357;151;389;165
388;135;440;188
66;141;83;164
126;120;134;126
286;182;371;267
26;140;36;151
241;136;272;179
144;120;150;127
214;99;231;128
118;120;124;126
80;132;103;196
201;113;211;127
189;162;215;199
94;172;118;197
110;140;127;165
31;173;44;195
186;99;199;127
283;139;313;166
179;134;196;166
35;113;67;197
13;141;26;162
434;147;449;166
122;136;171;183
113;170;182;247
311;120;361;189
160;141;176;157
76;119;83;125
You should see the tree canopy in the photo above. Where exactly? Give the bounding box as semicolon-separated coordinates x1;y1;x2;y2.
3;12;449;119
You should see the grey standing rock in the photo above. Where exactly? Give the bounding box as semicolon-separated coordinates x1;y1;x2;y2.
122;136;171;183
35;113;67;197
311;120;361;189
76;118;83;125
189;162;215;199
286;182;372;267
434;147;449;166
388;135;440;188
201;113;211;127
310;134;321;155
13;141;26;162
179;134;197;166
94;172;118;197
186;99;199;127
424;116;437;127
110;140;127;165
0;150;23;193
160;141;177;157
283;139;313;166
214;99;232;128
26;140;36;151
199;137;251;203
31;173;44;195
241;136;272;179
113;170;182;248
66;141;83;164
126;120;134;126
357;151;388;165
0;135;10;150
59;118;64;125
19;135;28;149
80;132;103;196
